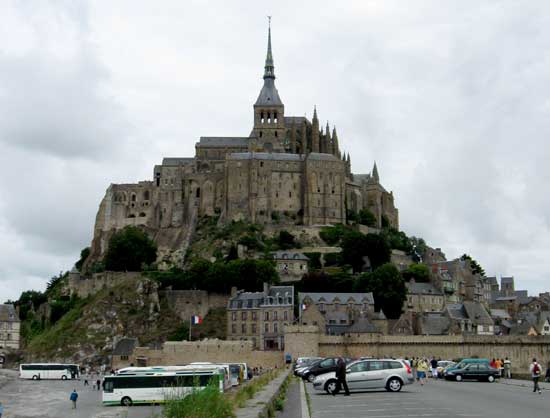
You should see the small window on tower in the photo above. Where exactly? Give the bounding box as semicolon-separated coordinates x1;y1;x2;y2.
275;131;278;137
259;131;263;138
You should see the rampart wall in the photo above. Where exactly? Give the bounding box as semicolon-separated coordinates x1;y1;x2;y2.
160;290;229;320
68;271;142;298
117;340;284;369
285;326;550;374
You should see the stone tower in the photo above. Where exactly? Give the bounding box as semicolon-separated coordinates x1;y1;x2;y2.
311;106;320;153
251;20;286;152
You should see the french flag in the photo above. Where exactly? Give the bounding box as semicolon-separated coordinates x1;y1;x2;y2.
191;315;202;325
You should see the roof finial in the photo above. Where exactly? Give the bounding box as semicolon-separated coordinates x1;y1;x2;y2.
264;16;275;80
372;161;379;182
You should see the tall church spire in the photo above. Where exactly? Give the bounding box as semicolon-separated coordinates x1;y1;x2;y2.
311;106;319;153
372;161;379;182
264;16;275;80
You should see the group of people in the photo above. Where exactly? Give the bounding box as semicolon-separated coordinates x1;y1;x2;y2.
407;357;432;385
489;358;512;378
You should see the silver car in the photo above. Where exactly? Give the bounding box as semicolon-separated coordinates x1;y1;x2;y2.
313;359;414;393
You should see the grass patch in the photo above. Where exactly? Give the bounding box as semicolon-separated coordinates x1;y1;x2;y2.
162;384;235;418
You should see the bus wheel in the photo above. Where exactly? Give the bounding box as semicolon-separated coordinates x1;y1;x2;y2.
32;375;38;380
121;397;133;407
61;375;67;380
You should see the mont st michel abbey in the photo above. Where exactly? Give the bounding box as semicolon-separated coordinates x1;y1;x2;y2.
88;24;399;265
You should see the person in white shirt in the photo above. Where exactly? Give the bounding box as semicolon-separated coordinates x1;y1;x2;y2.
529;358;542;394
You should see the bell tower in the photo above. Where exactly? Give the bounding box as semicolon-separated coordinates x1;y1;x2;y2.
251;18;286;152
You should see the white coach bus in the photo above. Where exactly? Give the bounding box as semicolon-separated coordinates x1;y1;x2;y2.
19;363;80;380
102;367;225;406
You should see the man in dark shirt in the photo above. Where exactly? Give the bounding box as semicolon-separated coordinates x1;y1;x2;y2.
335;358;350;396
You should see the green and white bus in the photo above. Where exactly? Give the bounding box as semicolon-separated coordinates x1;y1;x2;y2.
19;363;80;380
102;368;225;406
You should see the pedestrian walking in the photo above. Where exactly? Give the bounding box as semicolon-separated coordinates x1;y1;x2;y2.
530;358;542;394
490;358;497;369
96;379;101;391
83;375;89;386
334;357;350;396
504;358;512;379
417;358;428;386
545;362;550;383
430;357;438;379
411;357;418;381
69;389;79;409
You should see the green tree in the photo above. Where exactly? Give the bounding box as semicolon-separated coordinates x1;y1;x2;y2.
354;263;407;319
104;226;157;271
319;224;347;246
75;247;90;271
277;230;299;250
380;228;413;253
341;231;391;273
403;263;430;282
225;244;239;262
461;254;486;276
358;209;377;227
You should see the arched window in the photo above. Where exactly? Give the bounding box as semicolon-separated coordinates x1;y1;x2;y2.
128;214;136;218
143;190;150;200
139;212;146;217
196;188;201;198
131;193;136;202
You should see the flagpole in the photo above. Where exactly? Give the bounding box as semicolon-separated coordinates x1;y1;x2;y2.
189;316;192;341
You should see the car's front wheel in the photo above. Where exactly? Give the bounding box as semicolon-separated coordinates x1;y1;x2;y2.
387;377;403;392
487;375;495;383
455;375;463;382
325;379;339;395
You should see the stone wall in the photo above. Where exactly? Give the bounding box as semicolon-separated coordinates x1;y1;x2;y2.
285;326;550;374
161;290;229;320
68;271;142;298
116;339;284;369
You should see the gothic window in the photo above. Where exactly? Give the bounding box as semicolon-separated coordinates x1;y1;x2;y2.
265;323;269;333
264;311;269;321
131;193;136;202
260;162;264;167
274;323;278;333
267;112;271;123
232;324;237;334
241;323;246;334
274;112;278;123
196;188;201;198
259;131;263;138
274;311;278;320
261;111;264;123
284;311;288;321
143;190;150;200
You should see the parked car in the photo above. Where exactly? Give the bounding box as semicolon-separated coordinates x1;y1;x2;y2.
294;357;322;371
436;361;455;378
313;359;414;393
443;358;490;378
302;357;353;382
295;359;322;377
444;362;500;382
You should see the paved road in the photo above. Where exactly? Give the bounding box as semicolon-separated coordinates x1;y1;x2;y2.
306;378;549;418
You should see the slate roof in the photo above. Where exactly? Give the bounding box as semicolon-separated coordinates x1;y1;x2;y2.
463;301;493;325
406;282;443;295
486;276;498;286
501;277;514;286
266;286;294;302
272;251;309;261
113;338;138;356
229;291;264;309
255;78;283;106
509;321;534;336
299;292;375;305
446;304;468;320
495;296;517;302
284;116;309;126
307;152;342;162
0;304;19;322
490;309;511;319
346;317;380;334
196;137;249;148
229;152;304;161
419;313;451;335
325;311;349;322
162;157;195;165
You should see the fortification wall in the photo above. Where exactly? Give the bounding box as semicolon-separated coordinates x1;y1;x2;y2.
68;271;142;298
119;340;284;369
285;327;550;374
161;290;229;320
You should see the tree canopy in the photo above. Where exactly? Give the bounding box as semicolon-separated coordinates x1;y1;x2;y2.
341;231;391;273
354;263;407;319
402;263;430;282
461;254;486;276
75;247;90;271
104;226;157;271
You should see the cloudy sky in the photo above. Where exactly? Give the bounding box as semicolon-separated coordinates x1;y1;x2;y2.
1;0;549;302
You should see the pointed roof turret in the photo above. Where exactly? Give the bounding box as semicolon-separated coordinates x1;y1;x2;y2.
372;161;379;182
264;16;275;80
311;106;319;152
255;18;283;107
332;126;340;157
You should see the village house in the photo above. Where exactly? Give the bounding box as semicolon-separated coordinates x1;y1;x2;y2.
226;284;294;350
271;251;308;282
0;304;20;350
405;280;445;312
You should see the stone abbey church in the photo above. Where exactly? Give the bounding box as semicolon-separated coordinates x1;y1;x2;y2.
88;25;399;265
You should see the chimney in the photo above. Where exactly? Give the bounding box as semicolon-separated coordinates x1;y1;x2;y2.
263;282;269;295
230;286;238;297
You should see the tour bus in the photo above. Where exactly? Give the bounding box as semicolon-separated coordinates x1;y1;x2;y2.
102;367;225;406
19;363;80;380
187;363;232;390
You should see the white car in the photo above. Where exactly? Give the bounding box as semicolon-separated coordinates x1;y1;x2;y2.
313;359;414;393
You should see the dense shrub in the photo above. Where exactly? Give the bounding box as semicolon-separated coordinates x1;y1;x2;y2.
104;226;157;271
163;384;235;418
